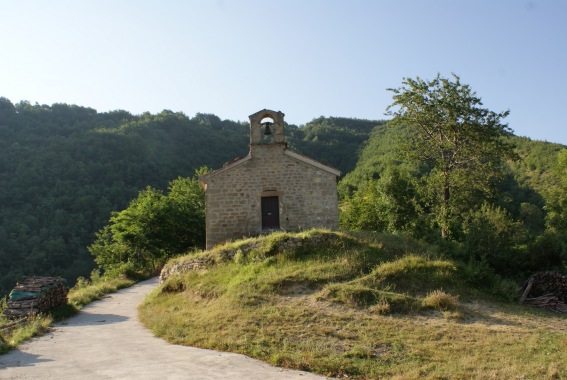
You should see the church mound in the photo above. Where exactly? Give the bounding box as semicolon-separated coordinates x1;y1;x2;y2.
159;229;349;283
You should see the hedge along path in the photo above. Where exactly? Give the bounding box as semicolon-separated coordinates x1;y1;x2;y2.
0;277;325;380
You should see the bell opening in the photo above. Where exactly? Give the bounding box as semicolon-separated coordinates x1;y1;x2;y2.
263;122;273;135
260;117;275;136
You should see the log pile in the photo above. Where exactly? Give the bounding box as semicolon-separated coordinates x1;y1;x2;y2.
519;272;567;313
3;277;68;319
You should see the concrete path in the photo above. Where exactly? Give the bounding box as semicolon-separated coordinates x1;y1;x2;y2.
0;277;325;379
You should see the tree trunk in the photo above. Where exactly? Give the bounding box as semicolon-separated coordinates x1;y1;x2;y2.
441;173;450;239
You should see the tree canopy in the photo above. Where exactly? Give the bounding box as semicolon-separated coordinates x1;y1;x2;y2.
89;173;206;275
386;73;516;238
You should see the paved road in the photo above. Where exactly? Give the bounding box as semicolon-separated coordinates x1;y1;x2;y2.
0;277;325;379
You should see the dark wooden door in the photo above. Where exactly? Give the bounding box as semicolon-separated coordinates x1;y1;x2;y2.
261;196;280;230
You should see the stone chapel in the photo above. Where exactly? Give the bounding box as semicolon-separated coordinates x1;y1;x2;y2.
199;109;340;249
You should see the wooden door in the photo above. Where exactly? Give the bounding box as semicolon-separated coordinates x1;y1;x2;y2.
261;196;280;230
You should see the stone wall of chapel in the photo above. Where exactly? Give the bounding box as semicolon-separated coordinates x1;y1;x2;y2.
204;144;339;249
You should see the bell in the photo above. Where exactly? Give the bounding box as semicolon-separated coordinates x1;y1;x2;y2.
263;122;273;135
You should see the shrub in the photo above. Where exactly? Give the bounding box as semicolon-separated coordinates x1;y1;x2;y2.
526;231;564;272
462;202;527;276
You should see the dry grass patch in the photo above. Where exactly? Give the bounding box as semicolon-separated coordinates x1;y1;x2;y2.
140;230;567;379
421;289;459;311
141;284;567;379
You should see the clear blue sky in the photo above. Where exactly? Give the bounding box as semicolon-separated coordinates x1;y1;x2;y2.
1;0;566;145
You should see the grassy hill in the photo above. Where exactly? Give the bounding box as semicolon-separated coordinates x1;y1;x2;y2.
139;230;567;379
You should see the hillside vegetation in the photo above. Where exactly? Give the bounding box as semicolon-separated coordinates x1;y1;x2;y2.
0;97;379;297
3;78;566;299
340;122;567;281
0;99;248;296
140;230;567;379
3;96;565;296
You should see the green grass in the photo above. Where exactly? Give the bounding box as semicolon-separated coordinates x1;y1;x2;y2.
140;229;567;379
67;274;135;308
0;314;53;354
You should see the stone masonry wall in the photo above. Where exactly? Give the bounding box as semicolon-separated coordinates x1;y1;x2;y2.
203;144;339;249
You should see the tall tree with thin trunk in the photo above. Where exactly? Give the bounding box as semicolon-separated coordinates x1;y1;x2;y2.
386;73;515;238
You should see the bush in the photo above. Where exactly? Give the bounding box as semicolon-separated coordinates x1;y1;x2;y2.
526;231;564;272
462;203;527;276
459;260;518;301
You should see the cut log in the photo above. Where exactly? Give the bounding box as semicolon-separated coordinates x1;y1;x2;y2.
519;277;535;304
520;272;567;314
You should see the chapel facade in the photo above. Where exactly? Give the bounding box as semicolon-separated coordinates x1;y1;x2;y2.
199;109;340;249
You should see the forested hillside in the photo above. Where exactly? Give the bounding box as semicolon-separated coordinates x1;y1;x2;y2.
288;116;386;174
0;99;249;295
340;120;567;280
0;98;379;296
1;93;565;298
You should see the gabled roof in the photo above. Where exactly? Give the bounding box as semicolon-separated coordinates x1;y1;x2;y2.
199;148;341;184
283;150;341;177
199;154;252;183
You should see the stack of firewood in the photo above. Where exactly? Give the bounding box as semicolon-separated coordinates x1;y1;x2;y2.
3;277;68;319
519;272;567;313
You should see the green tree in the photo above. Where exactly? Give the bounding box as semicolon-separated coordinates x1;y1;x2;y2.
89;172;206;275
462;203;525;276
386;73;516;238
539;148;567;272
340;180;385;232
546;149;567;236
374;168;421;233
339;168;421;235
